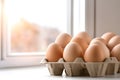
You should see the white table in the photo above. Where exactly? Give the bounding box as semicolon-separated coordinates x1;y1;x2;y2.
0;66;120;80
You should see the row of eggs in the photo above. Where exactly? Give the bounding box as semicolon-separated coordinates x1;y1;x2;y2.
46;32;120;62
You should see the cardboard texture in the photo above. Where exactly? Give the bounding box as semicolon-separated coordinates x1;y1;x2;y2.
47;63;64;75
41;57;120;77
44;58;64;76
105;57;119;75
118;64;120;73
64;58;89;76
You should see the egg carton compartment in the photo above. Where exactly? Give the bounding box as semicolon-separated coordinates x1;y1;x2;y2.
41;57;120;77
118;63;120;73
105;57;119;75
41;58;64;76
64;57;119;77
64;58;89;76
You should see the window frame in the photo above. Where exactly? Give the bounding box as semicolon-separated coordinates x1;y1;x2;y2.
0;0;87;68
85;0;95;38
0;0;2;60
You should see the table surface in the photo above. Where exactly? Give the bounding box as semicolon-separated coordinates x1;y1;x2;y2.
0;66;120;80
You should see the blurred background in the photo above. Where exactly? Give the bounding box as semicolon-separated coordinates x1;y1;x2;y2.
4;0;85;54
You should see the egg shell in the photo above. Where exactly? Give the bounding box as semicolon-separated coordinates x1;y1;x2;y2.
89;40;110;58
55;33;72;49
108;35;120;51
46;43;63;62
84;44;106;62
75;31;92;44
91;37;107;45
63;42;83;62
71;36;88;55
101;32;116;43
111;43;120;61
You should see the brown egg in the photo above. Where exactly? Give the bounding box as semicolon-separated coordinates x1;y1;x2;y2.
108;35;120;51
101;32;116;43
55;33;72;49
63;42;83;62
84;44;106;62
111;43;120;61
75;31;92;44
89;39;110;58
46;43;63;62
91;37;107;45
71;37;88;55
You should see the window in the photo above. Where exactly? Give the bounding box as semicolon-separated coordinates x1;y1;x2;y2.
5;0;68;55
73;0;85;36
0;0;85;68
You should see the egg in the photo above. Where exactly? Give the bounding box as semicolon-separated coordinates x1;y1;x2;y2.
84;44;106;62
108;35;120;51
91;37;107;45
101;32;116;43
46;43;63;62
75;31;92;44
63;42;83;62
55;33;72;49
89;39;110;58
71;36;88;55
111;43;120;61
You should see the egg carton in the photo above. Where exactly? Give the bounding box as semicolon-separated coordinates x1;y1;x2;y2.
41;57;120;77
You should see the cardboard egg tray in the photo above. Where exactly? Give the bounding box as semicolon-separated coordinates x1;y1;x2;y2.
41;57;120;77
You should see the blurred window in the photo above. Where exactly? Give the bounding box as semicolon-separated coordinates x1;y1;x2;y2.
0;0;85;67
4;0;68;55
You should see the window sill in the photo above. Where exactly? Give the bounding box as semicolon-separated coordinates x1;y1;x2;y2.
0;66;120;80
0;55;44;68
